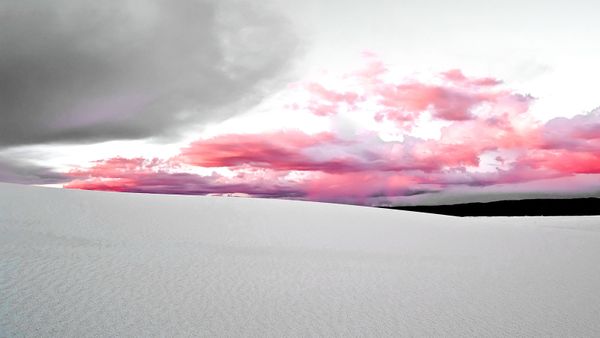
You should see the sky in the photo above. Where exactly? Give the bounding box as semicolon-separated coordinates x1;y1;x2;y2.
1;0;600;205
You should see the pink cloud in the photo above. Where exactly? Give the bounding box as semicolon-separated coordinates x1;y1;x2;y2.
541;109;600;151
291;57;533;131
377;83;483;121
521;150;600;174
303;171;416;204
441;69;502;87
176;131;371;173
65;159;305;198
62;56;600;205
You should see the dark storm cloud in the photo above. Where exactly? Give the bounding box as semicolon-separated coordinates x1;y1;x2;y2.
0;158;67;185
0;0;299;146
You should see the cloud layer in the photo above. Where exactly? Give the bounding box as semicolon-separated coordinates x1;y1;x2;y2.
0;0;298;146
0;158;67;185
63;56;600;204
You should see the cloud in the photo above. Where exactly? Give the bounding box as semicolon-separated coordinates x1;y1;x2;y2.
440;69;502;87
177;131;351;171
0;0;298;146
65;157;304;198
290;57;534;130
177;130;493;174
541;108;600;151
60;57;600;205
0;158;67;185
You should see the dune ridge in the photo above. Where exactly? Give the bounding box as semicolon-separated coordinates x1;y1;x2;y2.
1;183;600;337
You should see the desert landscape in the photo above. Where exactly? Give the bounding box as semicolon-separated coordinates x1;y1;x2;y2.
2;1;600;336
2;182;600;336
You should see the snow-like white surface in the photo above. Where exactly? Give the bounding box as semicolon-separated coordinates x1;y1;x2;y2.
1;183;600;337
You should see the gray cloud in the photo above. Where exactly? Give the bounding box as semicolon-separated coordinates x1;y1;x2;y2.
0;158;67;185
0;0;299;146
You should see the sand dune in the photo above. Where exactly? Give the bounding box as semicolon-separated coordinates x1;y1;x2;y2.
1;183;600;337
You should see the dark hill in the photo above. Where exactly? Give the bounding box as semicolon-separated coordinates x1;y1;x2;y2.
383;198;600;216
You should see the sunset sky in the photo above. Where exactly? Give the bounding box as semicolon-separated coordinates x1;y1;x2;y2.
1;0;600;205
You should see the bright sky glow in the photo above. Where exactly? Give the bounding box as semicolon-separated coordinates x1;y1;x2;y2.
2;0;600;205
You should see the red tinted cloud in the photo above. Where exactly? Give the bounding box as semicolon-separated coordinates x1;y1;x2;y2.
541;110;600;151
63;56;600;205
292;57;533;130
441;69;502;87
303;171;416;204
177;131;355;172
521;150;600;174
65;158;305;198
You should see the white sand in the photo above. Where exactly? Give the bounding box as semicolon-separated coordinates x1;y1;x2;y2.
1;183;600;337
